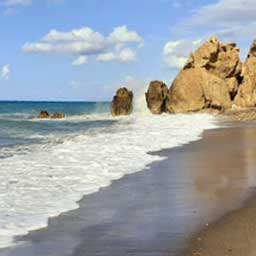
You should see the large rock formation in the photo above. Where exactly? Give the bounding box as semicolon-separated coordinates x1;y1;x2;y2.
111;87;133;116
184;37;242;79
166;68;232;113
166;37;242;113
145;81;168;114
234;40;256;107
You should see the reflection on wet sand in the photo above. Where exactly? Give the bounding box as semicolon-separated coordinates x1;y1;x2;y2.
188;125;256;224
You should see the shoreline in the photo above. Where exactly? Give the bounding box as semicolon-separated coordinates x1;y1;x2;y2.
1;120;256;255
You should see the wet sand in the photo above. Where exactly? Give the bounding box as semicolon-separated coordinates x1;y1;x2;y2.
183;197;256;256
1;121;256;256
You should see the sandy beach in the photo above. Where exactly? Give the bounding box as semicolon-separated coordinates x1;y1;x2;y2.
0;119;255;256
183;123;256;256
183;196;256;256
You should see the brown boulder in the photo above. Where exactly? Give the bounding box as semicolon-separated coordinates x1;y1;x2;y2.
166;37;241;113
166;69;205;113
51;113;65;119
166;68;231;113
185;37;242;79
39;111;50;119
201;71;232;110
234;40;256;107
111;87;133;116
145;81;168;114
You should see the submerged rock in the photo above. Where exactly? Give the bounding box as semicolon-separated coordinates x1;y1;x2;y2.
51;113;65;119
145;81;168;114
111;87;133;116
39;111;50;119
234;39;256;107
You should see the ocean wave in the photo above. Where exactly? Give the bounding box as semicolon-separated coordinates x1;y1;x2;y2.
0;113;218;249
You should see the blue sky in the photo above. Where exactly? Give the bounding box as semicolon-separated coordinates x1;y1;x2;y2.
0;0;255;101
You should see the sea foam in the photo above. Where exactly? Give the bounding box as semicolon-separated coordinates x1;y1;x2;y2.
0;112;218;248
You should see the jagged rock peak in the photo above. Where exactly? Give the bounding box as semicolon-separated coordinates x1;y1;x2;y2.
184;36;242;79
234;39;256;107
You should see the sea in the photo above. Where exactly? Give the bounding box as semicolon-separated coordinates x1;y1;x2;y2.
0;100;217;249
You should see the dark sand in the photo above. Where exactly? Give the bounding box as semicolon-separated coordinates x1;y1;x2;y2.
1;121;256;256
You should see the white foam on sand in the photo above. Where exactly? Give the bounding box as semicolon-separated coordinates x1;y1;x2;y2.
0;112;218;249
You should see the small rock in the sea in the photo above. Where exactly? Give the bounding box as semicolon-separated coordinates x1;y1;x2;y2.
39;110;50;119
51;112;65;119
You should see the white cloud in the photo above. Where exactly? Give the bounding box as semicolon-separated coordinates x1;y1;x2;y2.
163;39;201;69
97;48;136;63
1;65;10;80
97;52;116;62
187;0;256;27
118;48;137;62
22;25;143;65
177;0;256;43
2;0;31;6
72;55;88;66
108;25;143;45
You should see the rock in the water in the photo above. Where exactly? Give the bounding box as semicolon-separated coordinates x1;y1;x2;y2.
51;113;65;119
39;111;50;119
166;37;240;113
234;40;256;107
145;81;168;114
111;87;133;116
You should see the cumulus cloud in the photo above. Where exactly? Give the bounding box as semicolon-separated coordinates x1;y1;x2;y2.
97;52;116;62
1;65;10;80
72;55;88;66
163;39;201;69
22;25;143;65
97;48;136;63
108;25;143;46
